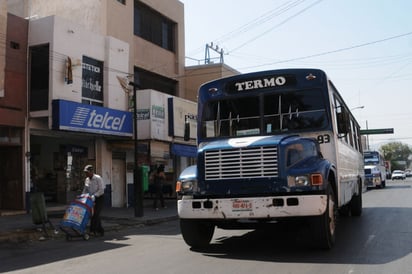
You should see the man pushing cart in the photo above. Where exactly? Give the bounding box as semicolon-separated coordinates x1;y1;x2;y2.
60;165;105;240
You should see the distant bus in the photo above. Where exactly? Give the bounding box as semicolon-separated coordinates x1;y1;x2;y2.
364;151;386;188
176;68;364;249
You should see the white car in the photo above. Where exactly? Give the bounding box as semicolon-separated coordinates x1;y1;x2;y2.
391;170;406;180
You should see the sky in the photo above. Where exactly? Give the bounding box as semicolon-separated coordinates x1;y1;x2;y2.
180;0;412;150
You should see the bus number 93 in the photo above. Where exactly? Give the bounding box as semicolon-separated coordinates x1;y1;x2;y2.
317;134;330;144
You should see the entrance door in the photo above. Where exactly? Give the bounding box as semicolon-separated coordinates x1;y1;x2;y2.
111;159;126;207
0;146;23;210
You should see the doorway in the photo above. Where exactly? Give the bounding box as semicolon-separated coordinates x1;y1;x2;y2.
112;158;126;207
0;146;23;210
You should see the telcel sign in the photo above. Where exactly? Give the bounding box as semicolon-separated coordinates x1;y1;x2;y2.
52;100;133;137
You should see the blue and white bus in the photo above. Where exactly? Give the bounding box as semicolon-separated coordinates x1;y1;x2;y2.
364;151;386;188
176;68;364;249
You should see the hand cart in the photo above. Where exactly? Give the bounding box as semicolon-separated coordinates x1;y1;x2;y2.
60;194;94;241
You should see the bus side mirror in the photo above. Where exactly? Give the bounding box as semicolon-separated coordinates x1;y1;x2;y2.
184;119;190;141
337;108;350;134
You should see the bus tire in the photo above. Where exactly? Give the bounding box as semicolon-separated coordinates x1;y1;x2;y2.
350;184;362;217
180;219;215;248
310;185;337;249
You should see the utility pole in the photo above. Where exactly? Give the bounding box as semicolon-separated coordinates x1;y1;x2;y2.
129;80;143;217
116;76;143;217
205;42;224;64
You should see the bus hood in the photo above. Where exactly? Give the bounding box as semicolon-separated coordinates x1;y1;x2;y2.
198;135;300;152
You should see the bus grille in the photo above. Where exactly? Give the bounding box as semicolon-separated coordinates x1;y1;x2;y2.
204;146;278;180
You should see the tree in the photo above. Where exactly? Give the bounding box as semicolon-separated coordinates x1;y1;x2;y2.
379;142;412;171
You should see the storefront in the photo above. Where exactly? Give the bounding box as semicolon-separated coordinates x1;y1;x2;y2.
28;92;198;208
134;90;197;200
30;133;94;204
29;99;133;206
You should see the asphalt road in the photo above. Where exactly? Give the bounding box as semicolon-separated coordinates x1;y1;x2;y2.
1;179;412;274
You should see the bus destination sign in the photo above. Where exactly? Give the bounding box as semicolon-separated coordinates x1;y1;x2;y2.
227;74;296;92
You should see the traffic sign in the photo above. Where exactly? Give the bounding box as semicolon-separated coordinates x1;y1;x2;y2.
360;128;394;135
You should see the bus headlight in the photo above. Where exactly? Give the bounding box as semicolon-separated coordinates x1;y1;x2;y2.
288;175;310;187
287;173;323;187
176;179;198;194
373;174;381;183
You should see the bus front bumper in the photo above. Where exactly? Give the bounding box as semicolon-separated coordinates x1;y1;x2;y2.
178;195;327;219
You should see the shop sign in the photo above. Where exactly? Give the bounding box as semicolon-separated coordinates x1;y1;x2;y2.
137;109;150;120
52;99;133;137
82;56;103;103
168;97;197;139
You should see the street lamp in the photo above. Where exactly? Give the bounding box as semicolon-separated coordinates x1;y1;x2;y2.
116;75;143;217
350;106;364;111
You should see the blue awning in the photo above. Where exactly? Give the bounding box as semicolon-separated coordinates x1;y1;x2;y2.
171;143;197;158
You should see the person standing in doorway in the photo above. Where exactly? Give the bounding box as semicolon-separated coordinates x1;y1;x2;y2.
153;165;166;210
82;165;105;236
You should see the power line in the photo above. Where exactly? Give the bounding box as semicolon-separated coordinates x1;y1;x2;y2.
181;32;412;80
186;0;310;57
229;0;324;54
239;31;412;70
215;0;307;45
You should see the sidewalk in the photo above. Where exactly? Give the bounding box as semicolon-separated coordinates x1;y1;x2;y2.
0;199;178;244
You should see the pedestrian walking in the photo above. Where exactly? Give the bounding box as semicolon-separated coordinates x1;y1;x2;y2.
153;165;166;210
82;165;105;236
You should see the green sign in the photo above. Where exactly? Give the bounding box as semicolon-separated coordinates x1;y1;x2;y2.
360;128;394;135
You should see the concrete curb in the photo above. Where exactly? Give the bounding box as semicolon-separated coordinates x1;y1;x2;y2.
0;214;179;244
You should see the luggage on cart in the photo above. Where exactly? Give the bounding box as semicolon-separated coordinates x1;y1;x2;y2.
60;194;94;241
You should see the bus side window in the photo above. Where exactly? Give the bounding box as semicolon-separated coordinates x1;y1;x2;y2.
337;106;350;135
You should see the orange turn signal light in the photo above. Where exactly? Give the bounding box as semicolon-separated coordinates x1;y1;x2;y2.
176;181;182;192
311;174;323;186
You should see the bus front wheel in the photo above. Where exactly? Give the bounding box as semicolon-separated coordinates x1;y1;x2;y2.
310;185;337;249
180;219;215;248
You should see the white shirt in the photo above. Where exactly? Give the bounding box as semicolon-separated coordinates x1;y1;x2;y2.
82;174;105;197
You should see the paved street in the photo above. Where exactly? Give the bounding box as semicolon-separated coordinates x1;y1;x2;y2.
1;179;412;274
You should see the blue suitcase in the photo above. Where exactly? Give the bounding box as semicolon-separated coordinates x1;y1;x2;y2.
60;194;94;240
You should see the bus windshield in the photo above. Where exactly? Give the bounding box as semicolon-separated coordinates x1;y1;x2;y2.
201;89;328;138
364;151;381;165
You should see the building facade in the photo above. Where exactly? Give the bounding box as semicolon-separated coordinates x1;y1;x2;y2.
3;0;194;212
0;11;28;212
8;0;186;97
27;14;133;207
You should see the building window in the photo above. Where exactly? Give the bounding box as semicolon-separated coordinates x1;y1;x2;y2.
82;56;103;106
29;44;49;111
134;0;176;52
116;0;126;5
10;41;20;49
0;126;22;144
134;67;177;96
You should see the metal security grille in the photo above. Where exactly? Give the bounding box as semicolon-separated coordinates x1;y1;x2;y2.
204;146;278;180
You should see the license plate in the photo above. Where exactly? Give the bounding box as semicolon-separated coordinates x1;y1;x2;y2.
232;199;253;212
